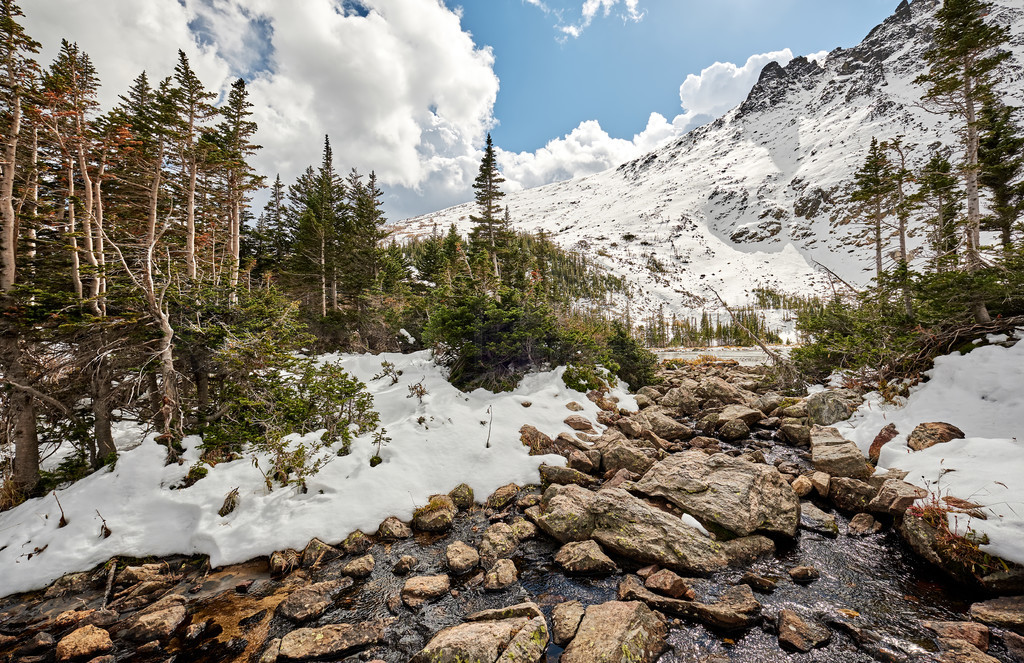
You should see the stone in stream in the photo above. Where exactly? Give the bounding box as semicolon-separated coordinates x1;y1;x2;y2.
401;575;450;609
739;572;777;593
393;555;418;575
551;600;586;646
969;596;1024;632
411;616;535;663
445;541;479;575
479;522;518;562
277;579;353;622
848;513;883;536
908;422;966;451
777;609;831;652
717;418;750;441
278;621;387;662
937;638;1001;663
617;575;761;631
340;554;374;578
340;529;372;555
486;483;520;510
554;540;618;575
466;602;544;622
788;566;820;583
780;423;812;446
632;451;799;538
56;626;113;662
484;559;518;590
719;404;765;427
560;600;668;663
300;537;340;567
867;479;928;515
799;501;839;538
644;569;696;599
524;483;597;543
121;595;188;642
811;426;872;480
923;621;990;651
791;474;813;497
411;495;457;533
829;477;879;512
590;488;729;574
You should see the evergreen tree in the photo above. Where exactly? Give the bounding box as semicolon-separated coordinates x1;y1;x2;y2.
916;0;1011;323
469;134;507;278
850;137;894;282
915;152;963;272
978;102;1023;249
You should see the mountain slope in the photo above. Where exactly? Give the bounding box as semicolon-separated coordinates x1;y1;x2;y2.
394;0;1024;323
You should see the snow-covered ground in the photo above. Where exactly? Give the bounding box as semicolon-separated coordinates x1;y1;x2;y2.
0;352;635;598
835;336;1024;565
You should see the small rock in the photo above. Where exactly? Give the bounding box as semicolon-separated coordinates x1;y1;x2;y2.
848;512;882;536
829;477;879;512
540;463;599;489
908;422;966;451
447;483;475;510
739;572;777;593
555;540;618;575
56;626;113;662
810;471;831;496
789;566;820;583
341;554;375;579
644;569;695;599
567;450;595;474
718;419;750;441
394;555;418;575
122;597;188;642
552;600;586;646
791;475;813;497
510;517;538;540
484;559;518;590
340;530;372;555
520;425;555;454
377;516;413;540
867;479;928;515
446;541;480;574
799;501;839;538
923;621;990;651
301;538;341;567
258;638;281;663
806;391;854;426
565;414;595;432
780;423;811;446
480;522;518;561
269;549;301;577
869;423;899;463
566;401;585;411
486;483;520;510
278;622;386;662
401;575;451;609
277;579;352;622
412;495;457;533
466;602;544;622
778;609;831;652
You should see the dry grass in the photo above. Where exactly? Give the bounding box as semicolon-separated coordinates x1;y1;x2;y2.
906;492;1006;580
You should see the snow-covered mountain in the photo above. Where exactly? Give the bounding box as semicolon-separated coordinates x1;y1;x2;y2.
394;0;1024;322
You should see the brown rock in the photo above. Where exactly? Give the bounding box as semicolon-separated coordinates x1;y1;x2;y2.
341;529;372;555
848;512;882;536
644;569;695;599
486;483;520;510
341;554;375;579
277;579;353;622
278;622;386;662
484;559;519;590
938;639;1000;663
561;600;667;663
56;626;113;662
565;415;595;432
566;401;585;411
446;541;480;574
908;422;966;451
480;522;518;561
552;600;586;646
869;423;899;463
401;575;451;609
412;495;457;532
924;621;990;651
539;463;599;489
969;595;1024;632
377;516;413;540
810;471;830;496
789;566;820;583
410;617;529;663
778;609;831;652
520;425;555;454
791;475;813;497
301;538;340;567
448;483;475;510
555;540;617;575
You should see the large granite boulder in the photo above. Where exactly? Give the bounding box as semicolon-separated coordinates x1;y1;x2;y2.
811;426;872;480
560;600;667;663
525;483;597;543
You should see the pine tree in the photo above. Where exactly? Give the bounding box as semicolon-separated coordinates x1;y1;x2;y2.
978;102;1023;249
469;134;507;277
887;137;916;318
915;152;963;272
916;0;1011;323
850;137;894;283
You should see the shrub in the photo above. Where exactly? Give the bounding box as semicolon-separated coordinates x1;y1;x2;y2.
605;323;660;390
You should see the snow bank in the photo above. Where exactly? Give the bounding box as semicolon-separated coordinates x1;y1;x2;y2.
835;337;1024;564
0;351;635;597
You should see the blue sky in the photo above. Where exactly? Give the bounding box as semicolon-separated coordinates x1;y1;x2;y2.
461;0;899;153
26;0;903;219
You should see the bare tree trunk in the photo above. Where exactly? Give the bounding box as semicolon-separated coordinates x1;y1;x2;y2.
26;125;36;264
874;200;883;282
0;89;20;290
963;63;992;324
1;334;39;493
66;159;83;298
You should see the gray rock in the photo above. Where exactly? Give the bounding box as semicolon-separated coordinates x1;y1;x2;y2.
806;391;854;426
278;621;386;662
799;501;839;538
602;443;659;476
555;540;618;575
552;600;586;646
660;387;700;416
642;410;693;441
590;488;728;574
526;483;597;543
969;596;1024;632
697;377;748;405
633;451;799;537
540;463;599;489
561;600;668;663
618;575;761;631
778;609;831;652
829;477;878;512
754;392;785;415
719;404;765;427
445;541;480;574
401;575;450;608
484;559;519;590
780;423;811;446
495;616;548;663
811;426;872;480
718;419;750;441
870;479;928;514
121;596;187;642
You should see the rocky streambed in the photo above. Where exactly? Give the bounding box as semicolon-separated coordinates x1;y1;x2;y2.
2;361;1023;663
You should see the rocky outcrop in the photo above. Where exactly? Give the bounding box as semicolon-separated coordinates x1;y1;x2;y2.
633;451;799;537
560;600;667;663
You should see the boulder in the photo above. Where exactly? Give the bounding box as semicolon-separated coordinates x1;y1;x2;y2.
718;419;750;441
486;483;520;510
660;387;700;415
300;538;341;567
341;554;375;579
590;488;728;574
969;596;1024;633
495;616;547;663
412;495;457;533
754;392;785;415
484;559;519;590
602;443;658;476
799;501;838;538
560;600;667;663
446;542;479;574
480;522;518;561
869;423;899;463
401;575;450;609
551;600;586;646
56;626;113;662
644;569;695;600
567;450;595;474
697;377;747;405
377;516;413;540
923;621;990;651
525;483;597;543
618;417;645;438
908;422;966;451
540;463;599;489
829;477;878;512
848;513;882;536
806;391;854;426
410;617;530;663
520;425;555;454
642;410;694;441
811;426;872;480
448;483;475;510
867;479;928;515
778;609;831;652
121;596;187;642
633;451;799;538
278;579;352;622
780;423;811;446
719;404;765;427
279;622;386;662
555;540;618;575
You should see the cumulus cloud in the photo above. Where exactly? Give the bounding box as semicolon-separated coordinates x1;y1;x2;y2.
806;50;830;66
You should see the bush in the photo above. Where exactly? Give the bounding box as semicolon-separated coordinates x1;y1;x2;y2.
605;323;660;390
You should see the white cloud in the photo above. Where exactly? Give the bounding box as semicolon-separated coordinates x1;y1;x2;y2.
806;50;830;66
558;0;645;39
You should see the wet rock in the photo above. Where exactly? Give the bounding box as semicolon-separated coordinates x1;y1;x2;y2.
520;425;555;454
799;501;839;538
778;609;831;652
829;477;879;512
806;391;854;426
591;487;728;573
270;549;301;577
401;575;451;608
412;495;457;533
341;554;375;579
633;451;799;537
466;602;544;622
394;555;418;575
447;483;475;510
15;632;54;656
445;541;480;574
721;535;775;565
791;475;813;497
898;512;945;568
300;538;340;567
564;415;595;432
561;600;668;663
410;616;530;663
122;595;188;642
924;621;990;651
645;569;695;599
278;621;386;662
780;423;811;446
555;540;618;575
718;419;750;441
789;565;820;583
278;579;352;622
484;559;519;590
510;517;538;540
810;471;831;496
376;516;413;540
908;422;966;451
970;596;1024;633
938;638;1000;662
54;609;117;630
618;576;761;630
848;512;883;536
480;522;518;562
552;600;586;646
258;638;281;663
486;483;520;510
739;572;777;593
525;483;597;543
56;626;113;663
811;426;872;480
341;529;372;555
660;387;700;416
602;443;658;476
869;423;899;463
115;564;166;586
539;463;599;489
